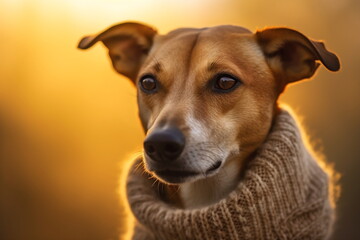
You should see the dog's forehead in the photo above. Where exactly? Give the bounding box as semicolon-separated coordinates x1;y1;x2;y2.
166;25;252;37
142;25;255;74
155;25;253;49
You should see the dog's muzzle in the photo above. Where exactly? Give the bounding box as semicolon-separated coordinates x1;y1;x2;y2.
143;126;223;184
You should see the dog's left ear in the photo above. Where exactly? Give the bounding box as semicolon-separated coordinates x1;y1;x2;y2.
256;28;340;85
78;22;157;81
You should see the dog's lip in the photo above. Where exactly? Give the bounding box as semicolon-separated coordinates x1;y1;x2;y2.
154;169;199;179
205;161;222;174
152;161;223;184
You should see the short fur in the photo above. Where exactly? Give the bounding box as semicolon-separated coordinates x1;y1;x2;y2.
78;22;339;210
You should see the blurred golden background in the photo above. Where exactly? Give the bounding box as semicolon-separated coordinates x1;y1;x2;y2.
0;0;359;239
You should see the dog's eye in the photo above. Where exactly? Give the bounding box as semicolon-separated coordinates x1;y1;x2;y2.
213;74;240;92
139;75;157;93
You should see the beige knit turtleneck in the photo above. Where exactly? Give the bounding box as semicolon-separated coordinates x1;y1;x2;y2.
125;109;337;240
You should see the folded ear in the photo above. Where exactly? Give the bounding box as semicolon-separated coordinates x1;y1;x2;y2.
256;28;340;86
78;22;157;81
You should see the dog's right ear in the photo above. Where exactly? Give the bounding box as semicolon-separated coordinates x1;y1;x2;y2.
256;28;340;91
78;22;157;82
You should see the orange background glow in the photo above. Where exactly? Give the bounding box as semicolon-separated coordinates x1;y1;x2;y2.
1;0;359;239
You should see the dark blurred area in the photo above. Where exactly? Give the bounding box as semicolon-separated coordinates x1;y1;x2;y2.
0;0;359;239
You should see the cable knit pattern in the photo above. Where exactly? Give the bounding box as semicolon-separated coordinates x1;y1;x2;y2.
126;109;335;240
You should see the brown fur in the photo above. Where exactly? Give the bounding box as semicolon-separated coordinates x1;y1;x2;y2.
78;22;339;209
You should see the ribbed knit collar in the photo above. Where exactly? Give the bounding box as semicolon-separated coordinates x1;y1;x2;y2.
126;109;335;240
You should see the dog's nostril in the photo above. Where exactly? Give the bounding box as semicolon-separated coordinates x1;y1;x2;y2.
164;143;181;154
145;144;156;155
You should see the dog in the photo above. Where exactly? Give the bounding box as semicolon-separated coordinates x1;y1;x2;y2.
78;22;339;210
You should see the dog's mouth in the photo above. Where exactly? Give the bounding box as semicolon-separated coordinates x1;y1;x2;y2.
205;161;222;174
155;170;199;183
153;161;222;184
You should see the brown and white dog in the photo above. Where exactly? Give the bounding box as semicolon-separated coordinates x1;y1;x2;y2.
78;22;339;209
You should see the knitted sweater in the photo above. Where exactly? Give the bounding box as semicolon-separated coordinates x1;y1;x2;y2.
126;109;336;240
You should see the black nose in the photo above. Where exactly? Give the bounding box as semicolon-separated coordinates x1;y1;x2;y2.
144;127;185;162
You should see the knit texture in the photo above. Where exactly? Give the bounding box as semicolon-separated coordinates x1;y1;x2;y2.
126;109;336;240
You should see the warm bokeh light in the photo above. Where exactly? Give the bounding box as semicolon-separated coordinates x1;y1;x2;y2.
0;0;359;239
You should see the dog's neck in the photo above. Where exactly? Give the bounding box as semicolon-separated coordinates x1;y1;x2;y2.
179;157;243;209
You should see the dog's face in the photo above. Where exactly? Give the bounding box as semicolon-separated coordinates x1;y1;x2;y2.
136;27;277;183
79;22;339;184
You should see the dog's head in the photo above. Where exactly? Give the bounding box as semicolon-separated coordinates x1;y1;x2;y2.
79;22;339;184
